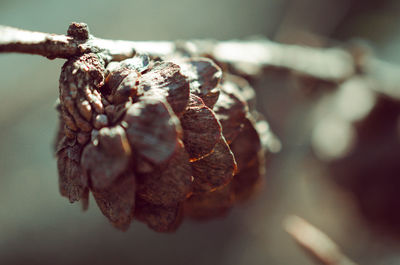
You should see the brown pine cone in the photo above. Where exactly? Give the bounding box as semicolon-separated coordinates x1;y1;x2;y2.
55;51;279;232
311;76;400;238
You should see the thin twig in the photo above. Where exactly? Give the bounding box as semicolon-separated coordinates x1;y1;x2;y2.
0;25;77;59
0;23;354;82
0;24;173;60
1;23;400;100
284;215;358;265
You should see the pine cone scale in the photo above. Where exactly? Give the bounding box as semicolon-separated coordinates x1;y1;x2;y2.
180;94;222;160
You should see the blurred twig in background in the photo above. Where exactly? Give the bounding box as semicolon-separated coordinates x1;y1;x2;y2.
285;215;358;265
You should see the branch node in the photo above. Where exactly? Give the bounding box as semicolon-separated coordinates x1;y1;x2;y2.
67;22;90;41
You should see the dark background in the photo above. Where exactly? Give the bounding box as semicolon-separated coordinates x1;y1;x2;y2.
1;0;400;264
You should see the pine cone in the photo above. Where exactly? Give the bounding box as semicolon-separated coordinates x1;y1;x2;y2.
55;51;278;232
311;76;400;238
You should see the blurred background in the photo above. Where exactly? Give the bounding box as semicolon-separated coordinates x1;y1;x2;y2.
2;0;400;264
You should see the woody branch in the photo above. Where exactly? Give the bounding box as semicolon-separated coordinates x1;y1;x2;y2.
0;22;355;83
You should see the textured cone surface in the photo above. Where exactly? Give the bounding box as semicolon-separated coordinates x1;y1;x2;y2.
180;94;222;160
232;159;264;202
177;58;222;108
135;198;183;233
55;50;278;232
191;137;236;193
138;61;190;115
135;142;193;207
184;184;235;220
92;172;136;230
214;85;248;143
230;117;262;172
57;137;87;203
123;97;180;165
81;125;131;190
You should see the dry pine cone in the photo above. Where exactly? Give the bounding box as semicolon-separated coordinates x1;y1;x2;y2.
55;49;278;232
311;76;400;238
